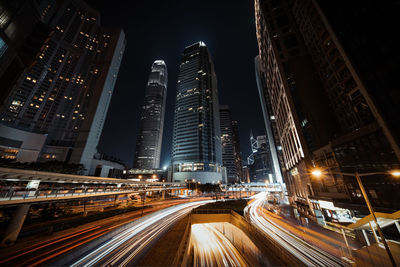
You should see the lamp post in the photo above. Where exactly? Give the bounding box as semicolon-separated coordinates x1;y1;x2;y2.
312;168;399;267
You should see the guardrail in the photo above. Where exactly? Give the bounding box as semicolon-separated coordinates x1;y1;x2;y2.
0;186;185;202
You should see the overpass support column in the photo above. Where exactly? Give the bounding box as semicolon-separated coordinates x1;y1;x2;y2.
161;190;166;200
1;204;31;246
395;221;400;235
114;195;120;206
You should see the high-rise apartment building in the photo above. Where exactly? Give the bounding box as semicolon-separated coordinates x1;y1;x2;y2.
255;0;400;221
172;41;223;183
232;120;243;182
0;0;55;106
219;105;237;184
255;0;337;217
133;60;167;169
0;0;126;175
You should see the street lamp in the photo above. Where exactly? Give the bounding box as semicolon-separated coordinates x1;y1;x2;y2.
311;168;398;266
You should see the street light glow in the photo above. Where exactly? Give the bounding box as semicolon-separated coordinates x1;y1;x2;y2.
390;170;400;177
311;169;322;177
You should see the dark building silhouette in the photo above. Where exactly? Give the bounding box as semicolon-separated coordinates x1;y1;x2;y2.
232;120;244;182
172;41;223;183
219;105;237;184
0;0;54;112
133;60;167;169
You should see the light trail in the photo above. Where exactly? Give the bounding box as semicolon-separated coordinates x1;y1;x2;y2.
191;223;248;267
67;200;214;267
244;192;343;266
0;199;195;266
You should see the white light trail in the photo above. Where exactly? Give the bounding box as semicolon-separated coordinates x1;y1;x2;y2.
245;192;343;266
69;200;213;267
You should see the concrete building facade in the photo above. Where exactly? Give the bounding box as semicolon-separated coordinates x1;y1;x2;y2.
255;0;337;218
0;0;126;176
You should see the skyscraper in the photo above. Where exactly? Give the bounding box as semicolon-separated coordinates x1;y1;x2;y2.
249;135;274;183
255;0;400;220
231;120;243;182
0;0;126;175
219;105;237;184
133;60;167;169
0;0;55;107
172;41;222;183
255;0;337;217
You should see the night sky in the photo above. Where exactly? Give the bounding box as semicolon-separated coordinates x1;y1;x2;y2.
88;0;265;168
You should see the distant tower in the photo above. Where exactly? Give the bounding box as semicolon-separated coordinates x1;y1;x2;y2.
172;41;222;183
133;60;168;169
220;105;237;184
247;132;258;165
231;120;243;182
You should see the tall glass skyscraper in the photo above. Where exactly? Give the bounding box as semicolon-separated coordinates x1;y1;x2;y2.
133;60;167;169
172;41;222;183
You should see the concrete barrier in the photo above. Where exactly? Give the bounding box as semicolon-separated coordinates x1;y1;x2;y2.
173;210;303;266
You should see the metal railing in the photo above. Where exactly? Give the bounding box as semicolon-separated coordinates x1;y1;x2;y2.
0;186;184;202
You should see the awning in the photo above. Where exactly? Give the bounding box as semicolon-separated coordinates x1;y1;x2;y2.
347;210;400;230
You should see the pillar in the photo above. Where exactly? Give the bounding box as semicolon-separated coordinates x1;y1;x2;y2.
1;204;31;246
395;221;400;234
362;229;371;246
114;195;120;206
161;190;166;200
369;221;380;244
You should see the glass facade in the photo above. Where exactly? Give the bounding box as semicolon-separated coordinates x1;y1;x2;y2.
0;37;7;58
133;60;167;169
172;42;222;183
219;105;237;184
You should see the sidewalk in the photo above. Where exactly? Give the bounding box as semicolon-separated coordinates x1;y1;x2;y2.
262;204;362;259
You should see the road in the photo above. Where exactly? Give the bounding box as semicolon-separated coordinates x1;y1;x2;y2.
64;200;213;266
245;192;344;266
191;223;248;267
0;198;201;266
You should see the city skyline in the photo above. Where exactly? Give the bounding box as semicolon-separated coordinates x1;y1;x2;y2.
0;1;399;266
90;0;266;168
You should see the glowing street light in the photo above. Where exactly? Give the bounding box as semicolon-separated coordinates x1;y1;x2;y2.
311;169;322;178
391;170;400;177
310;167;398;266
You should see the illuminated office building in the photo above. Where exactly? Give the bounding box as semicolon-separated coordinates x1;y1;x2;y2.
172;41;222;183
133;60;167;169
